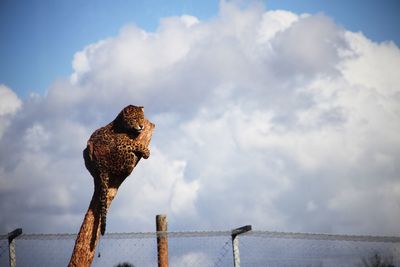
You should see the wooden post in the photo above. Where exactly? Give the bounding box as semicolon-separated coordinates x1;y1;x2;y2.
156;214;169;267
68;118;155;267
7;228;22;267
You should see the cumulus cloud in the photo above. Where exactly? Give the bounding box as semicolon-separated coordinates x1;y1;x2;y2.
0;84;22;137
171;252;212;267
0;1;399;237
109;148;200;230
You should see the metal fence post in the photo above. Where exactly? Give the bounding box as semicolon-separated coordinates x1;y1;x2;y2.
8;228;22;267
231;225;252;267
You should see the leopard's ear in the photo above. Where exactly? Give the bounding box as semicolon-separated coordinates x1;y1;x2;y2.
139;106;144;112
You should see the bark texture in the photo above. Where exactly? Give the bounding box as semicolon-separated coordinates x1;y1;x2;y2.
68;119;155;267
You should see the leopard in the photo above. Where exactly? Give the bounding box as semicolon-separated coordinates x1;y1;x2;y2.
83;105;150;235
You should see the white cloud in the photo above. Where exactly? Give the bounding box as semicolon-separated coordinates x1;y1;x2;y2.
0;1;399;236
109;148;200;231
257;10;299;43
341;31;400;94
0;84;22;116
171;252;212;267
0;84;22;138
23;124;51;152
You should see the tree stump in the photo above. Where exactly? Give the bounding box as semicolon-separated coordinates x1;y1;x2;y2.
68;116;155;267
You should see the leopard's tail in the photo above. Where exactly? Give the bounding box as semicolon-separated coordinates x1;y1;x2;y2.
100;173;109;236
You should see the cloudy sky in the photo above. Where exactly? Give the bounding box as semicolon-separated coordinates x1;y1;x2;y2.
0;0;399;237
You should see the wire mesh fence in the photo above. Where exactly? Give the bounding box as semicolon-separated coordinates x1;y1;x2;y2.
0;236;9;267
239;231;400;267
0;230;399;267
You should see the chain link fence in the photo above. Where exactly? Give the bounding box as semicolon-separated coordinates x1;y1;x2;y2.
0;229;399;266
239;231;400;267
0;236;9;267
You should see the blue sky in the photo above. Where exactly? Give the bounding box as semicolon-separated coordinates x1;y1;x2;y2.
0;0;399;98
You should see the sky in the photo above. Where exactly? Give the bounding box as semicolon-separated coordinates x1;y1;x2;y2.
1;0;399;98
0;0;400;241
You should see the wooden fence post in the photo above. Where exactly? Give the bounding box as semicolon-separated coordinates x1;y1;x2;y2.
156;214;169;267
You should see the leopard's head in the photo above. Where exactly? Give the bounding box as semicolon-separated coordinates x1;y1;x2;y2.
117;105;145;134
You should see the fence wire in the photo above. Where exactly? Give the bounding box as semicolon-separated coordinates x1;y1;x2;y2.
240;232;400;267
0;230;399;267
0;237;8;267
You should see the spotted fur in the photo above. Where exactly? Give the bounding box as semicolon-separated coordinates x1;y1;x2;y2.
84;105;150;235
